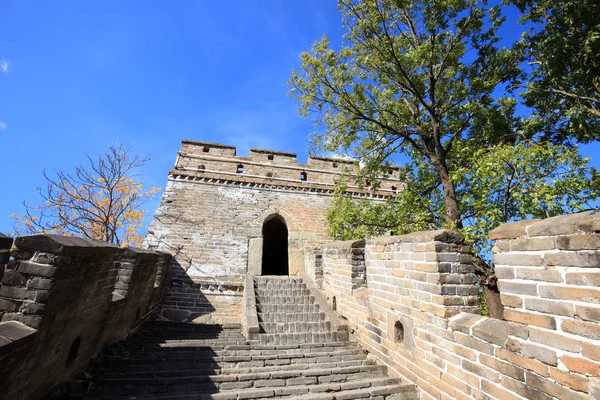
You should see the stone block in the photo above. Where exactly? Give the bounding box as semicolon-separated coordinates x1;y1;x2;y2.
528;328;581;352
561;319;600;340
479;354;525;381
539;285;600;304
545;252;600;268
549;367;588;393
497;281;538;296
507;338;558;366
449;313;485;334
494;253;543;266
560;355;600;376
575;304;600;322
524;298;574;317
566;272;600;287
525;371;588;400
503;309;556;329
472;318;508;346
510;237;555;251
489;219;540;240
16;262;56;278
557;234;600;250
526;211;600;237
514;267;563;283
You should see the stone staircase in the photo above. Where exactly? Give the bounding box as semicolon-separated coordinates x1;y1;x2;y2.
253;276;347;345
80;276;417;400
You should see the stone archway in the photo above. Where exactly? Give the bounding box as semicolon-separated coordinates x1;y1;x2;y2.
261;214;289;275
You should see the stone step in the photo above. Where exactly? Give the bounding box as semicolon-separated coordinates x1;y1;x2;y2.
96;359;374;379
254;282;307;289
258;312;327;323
258;331;348;345
259;321;332;334
256;296;316;305
255;289;311;297
257;304;321;313
102;346;366;365
87;378;417;399
89;366;392;398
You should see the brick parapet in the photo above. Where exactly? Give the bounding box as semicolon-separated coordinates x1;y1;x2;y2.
172;139;404;197
312;217;600;399
0;234;170;400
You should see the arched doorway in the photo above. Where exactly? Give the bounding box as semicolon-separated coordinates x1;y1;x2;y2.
262;215;289;275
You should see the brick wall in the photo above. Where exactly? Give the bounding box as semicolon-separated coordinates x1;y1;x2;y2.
315;215;600;399
0;235;170;400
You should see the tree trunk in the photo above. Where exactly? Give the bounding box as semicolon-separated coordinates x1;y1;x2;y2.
429;154;462;228
472;254;504;319
428;152;504;318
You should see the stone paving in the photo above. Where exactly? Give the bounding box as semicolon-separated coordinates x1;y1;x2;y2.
82;277;417;399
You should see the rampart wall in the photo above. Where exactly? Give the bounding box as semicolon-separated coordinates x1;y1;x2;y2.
0;235;170;400
309;211;600;399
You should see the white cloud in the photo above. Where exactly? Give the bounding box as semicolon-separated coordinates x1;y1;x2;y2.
0;121;7;131
0;61;8;74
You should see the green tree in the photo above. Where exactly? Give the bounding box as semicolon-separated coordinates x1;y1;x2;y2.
289;0;600;317
512;0;600;142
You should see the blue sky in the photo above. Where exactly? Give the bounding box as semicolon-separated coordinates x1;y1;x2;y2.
0;1;598;235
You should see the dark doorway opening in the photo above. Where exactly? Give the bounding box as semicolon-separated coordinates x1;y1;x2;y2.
262;215;289;275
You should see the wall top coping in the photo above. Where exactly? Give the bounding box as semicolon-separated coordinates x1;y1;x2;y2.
250;148;298;158
15;234;118;254
14;234;166;257
490;211;600;240
366;229;465;246
0;233;13;249
0;321;37;357
182;140;236;150
323;239;365;249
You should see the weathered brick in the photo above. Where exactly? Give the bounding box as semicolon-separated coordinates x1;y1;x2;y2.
16;262;56;278
495;348;549;377
503;309;556;330
561;318;600;340
500;294;523;308
556;234;600;250
514;267;563;283
539;285;600;304
528;328;581;352
494;253;543;266
497;281;538;296
510;237;555;251
471;318;508;346
561;355;600;376
566;271;600;286
525;370;588;400
507;338;558;366
544;252;600;268
549;367;588;393
479;354;524;381
524;298;574;317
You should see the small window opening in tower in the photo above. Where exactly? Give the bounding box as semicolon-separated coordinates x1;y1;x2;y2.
198;164;205;171
268;154;274;160
300;171;307;181
392;186;397;193
202;146;209;153
333;162;338;168
266;172;273;178
394;321;404;343
237;164;244;173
